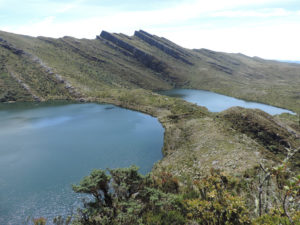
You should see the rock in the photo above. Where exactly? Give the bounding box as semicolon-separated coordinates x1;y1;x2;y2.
134;30;193;65
0;37;25;55
100;31;167;73
207;62;233;75
212;160;219;165
61;38;106;64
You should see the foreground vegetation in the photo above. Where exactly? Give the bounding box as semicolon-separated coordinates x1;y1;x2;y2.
31;163;299;225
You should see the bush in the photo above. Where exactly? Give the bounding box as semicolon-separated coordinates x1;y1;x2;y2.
144;210;186;225
184;169;251;225
254;209;300;225
152;171;180;193
33;217;47;225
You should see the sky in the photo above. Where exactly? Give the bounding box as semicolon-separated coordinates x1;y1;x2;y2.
0;0;300;61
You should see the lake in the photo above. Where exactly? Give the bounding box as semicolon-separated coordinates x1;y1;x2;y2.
160;89;295;115
0;102;164;224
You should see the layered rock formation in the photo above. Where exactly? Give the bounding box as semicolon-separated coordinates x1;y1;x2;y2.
0;37;25;55
134;30;193;65
99;31;167;73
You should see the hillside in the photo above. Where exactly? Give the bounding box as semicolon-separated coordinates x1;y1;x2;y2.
1;30;300;112
0;29;299;172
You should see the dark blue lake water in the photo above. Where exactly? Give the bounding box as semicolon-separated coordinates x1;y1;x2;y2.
160;89;294;115
0;102;164;224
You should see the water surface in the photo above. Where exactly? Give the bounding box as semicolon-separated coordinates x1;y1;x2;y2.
0;102;164;224
160;89;294;115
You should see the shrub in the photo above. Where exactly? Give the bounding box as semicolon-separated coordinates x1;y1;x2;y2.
33;217;47;225
184;169;251;225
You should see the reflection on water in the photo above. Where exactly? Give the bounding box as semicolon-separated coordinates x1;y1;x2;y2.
29;116;73;129
0;103;164;225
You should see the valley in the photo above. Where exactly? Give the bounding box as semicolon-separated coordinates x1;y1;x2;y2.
0;29;299;224
0;28;299;179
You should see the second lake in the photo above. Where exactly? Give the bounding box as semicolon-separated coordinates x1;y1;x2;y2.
159;89;294;115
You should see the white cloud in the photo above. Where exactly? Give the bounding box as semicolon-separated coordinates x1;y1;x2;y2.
157;22;300;60
55;4;77;13
2;0;300;60
2;0;277;37
11;16;57;37
212;8;293;18
4;0;298;37
55;0;84;13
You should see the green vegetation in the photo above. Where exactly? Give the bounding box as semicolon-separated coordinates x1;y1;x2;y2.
275;113;300;133
70;167;250;225
221;107;300;168
1;30;300;112
47;165;298;225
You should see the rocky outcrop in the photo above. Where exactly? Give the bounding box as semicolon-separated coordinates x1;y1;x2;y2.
99;31;167;73
0;37;25;55
60;38;106;64
100;31;135;52
193;49;241;75
37;36;64;48
96;36;132;57
140;31;192;57
0;36;83;99
195;49;241;67
8;70;42;101
0;36;83;100
134;30;193;65
208;62;233;75
222;107;300;170
29;55;82;98
221;107;299;154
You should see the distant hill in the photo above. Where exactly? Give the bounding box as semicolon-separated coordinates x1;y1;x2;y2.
1;29;300;112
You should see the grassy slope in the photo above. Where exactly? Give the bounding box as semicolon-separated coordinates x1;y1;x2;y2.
111;31;300;112
0;30;299;179
0;50;33;102
188;50;300;113
90;88;300;179
1;30;300;112
92;89;266;179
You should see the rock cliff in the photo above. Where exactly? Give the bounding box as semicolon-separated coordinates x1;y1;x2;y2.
134;30;193;65
100;31;167;73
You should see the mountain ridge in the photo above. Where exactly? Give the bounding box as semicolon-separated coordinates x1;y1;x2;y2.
1;29;299;112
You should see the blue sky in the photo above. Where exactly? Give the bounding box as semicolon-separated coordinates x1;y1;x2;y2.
0;0;300;60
